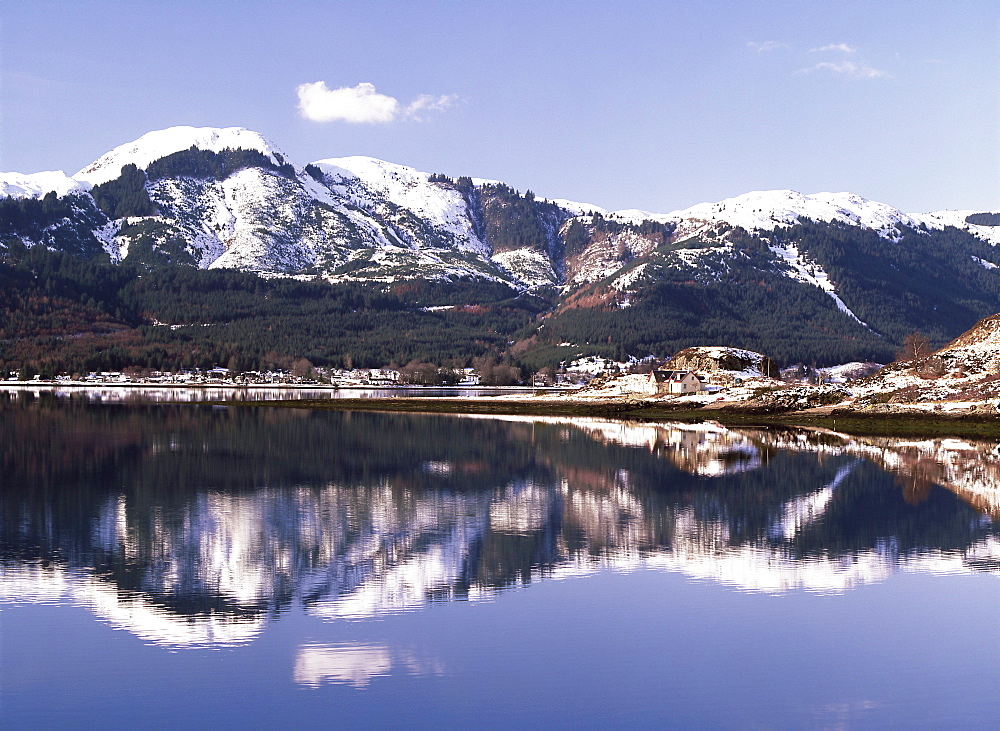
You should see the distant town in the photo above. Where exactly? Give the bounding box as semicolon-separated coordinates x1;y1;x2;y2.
0;356;634;389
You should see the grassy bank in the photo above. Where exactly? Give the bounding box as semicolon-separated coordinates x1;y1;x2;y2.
217;396;1000;439
627;406;1000;439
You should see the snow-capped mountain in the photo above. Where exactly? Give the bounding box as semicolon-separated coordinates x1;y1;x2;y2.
74;126;288;186
2;125;999;367
3;125;997;286
618;188;1000;247
47;126;569;285
661;189;924;242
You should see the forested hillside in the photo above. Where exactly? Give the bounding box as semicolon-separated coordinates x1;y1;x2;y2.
517;230;891;369
523;222;1000;368
0;248;542;376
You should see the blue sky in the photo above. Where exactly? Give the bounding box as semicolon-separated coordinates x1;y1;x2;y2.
2;0;997;213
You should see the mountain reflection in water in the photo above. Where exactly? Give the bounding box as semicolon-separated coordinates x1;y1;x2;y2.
1;396;997;649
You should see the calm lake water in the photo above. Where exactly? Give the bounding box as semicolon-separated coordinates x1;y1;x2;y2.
2;394;998;728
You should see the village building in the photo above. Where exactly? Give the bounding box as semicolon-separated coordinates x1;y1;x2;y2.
365;369;400;385
647;369;704;395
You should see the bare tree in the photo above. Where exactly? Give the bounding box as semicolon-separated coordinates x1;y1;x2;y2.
896;332;932;362
292;358;314;379
400;360;440;385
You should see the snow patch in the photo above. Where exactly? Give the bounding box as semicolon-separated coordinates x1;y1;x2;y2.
608;208;674;223
94;219;125;262
491;248;557;289
610;263;648;291
566;356;633;375
770;241;875;330
544;198;607;216
916;210;1000;247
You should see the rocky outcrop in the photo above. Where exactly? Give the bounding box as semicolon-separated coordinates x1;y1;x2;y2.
666;346;779;380
934;312;1000;374
846;312;1000;405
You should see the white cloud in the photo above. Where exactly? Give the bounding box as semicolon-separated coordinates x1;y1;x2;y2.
296;81;456;124
404;93;458;121
810;43;857;54
297;82;398;123
747;40;788;53
797;60;890;79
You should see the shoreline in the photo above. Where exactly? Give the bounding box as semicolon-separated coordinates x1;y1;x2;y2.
0;381;558;392
219;396;1000;439
5;382;999;439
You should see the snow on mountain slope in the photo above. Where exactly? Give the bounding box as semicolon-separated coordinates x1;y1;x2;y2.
0;171;90;199
769;240;876;331
543;198;607;216
74;126;287;186
808;192;923;235
68;128;431;274
9;124;998;301
146;166;429;275
618;192;1000;251
125;166;323;272
325;246;518;287
206;168;318;272
564;218;664;287
491;248;557;289
605;208;673;224
915;210;1000;247
313;157;488;256
629;189;945;325
610;262;649;292
665;189;922;241
619;192;1000;253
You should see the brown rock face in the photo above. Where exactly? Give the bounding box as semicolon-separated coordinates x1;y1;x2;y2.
931;312;1000;375
666;347;779;379
940;312;1000;351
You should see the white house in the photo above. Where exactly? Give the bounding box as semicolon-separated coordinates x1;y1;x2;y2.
647;369;703;395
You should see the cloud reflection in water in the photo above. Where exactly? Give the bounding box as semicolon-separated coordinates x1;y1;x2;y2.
293;643;445;688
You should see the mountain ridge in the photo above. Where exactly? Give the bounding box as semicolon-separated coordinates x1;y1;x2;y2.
5;125;996;253
2;125;1000;373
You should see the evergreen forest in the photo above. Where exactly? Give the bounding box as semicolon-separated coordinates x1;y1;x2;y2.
0;247;543;377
